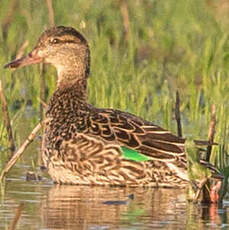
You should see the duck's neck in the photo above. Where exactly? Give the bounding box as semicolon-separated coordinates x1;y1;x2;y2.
56;71;88;101
47;77;88;120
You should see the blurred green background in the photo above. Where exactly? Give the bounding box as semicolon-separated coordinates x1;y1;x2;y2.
0;0;228;169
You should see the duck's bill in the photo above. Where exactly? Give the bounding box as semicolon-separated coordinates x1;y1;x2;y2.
4;49;42;69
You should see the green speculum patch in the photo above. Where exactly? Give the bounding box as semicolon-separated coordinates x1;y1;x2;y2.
121;146;149;162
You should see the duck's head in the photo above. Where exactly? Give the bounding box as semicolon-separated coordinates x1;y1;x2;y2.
4;26;90;86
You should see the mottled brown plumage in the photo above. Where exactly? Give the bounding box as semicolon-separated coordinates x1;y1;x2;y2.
42;79;187;186
4;26;221;189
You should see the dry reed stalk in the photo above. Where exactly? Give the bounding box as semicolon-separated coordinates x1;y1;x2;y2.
8;203;24;230
175;91;183;137
1;0;20;40
40;123;47;167
15;40;29;59
43;0;54;164
194;140;218;146
38;64;47;165
201;104;218;203
0;120;47;182
206;104;216;161
0;80;15;152
37;97;48;109
45;0;55;27
120;0;130;41
40;64;46;120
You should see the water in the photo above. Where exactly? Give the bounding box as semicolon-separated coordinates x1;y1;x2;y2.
1;165;229;230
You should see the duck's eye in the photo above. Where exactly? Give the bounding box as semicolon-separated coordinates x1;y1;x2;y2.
50;38;60;44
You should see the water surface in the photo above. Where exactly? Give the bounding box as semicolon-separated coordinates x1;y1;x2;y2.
1;165;229;230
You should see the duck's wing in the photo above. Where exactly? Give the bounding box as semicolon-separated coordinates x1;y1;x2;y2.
81;108;186;162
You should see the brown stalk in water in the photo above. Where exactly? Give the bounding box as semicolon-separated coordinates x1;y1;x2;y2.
0;80;15;152
0;120;48;182
202;104;219;203
175;91;183;138
38;63;47;166
40;0;55;165
8;203;24;230
206;104;216;161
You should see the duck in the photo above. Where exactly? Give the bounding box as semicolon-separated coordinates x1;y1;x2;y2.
4;26;222;192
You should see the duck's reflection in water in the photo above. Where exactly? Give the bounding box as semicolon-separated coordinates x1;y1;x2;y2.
41;185;224;230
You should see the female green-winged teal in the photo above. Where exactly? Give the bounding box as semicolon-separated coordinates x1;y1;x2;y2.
4;26;222;191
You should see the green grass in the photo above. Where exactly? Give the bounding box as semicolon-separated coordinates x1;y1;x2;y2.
0;0;228;172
